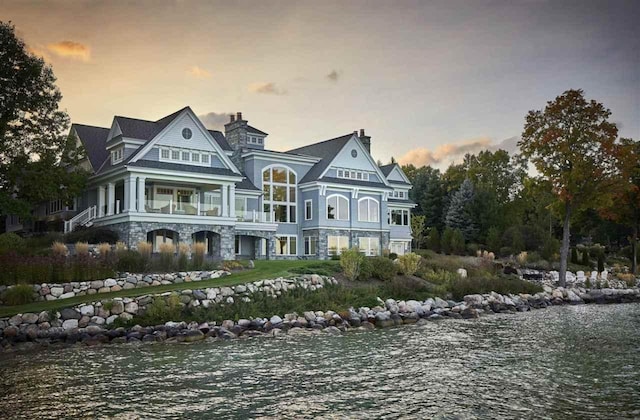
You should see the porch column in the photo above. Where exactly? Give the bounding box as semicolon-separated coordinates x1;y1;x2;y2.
124;175;137;213
222;184;229;217
229;184;236;219
137;176;146;212
97;185;105;217
107;182;115;216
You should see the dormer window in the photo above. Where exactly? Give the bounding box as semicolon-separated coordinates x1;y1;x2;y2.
111;147;124;164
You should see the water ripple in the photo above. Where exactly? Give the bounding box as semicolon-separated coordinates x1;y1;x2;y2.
1;304;639;419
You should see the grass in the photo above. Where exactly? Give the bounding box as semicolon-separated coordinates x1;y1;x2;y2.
0;260;325;318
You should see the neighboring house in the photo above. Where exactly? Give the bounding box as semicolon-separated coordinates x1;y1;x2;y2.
31;107;416;259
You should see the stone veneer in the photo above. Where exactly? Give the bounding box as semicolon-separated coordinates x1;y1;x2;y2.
108;222;236;260
304;229;390;260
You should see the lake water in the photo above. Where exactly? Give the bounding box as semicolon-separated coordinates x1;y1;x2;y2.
1;303;639;419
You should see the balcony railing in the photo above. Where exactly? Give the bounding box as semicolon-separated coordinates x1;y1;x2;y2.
235;210;273;223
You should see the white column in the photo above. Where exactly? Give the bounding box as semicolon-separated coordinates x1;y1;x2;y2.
107;182;115;216
137;176;146;212
124;175;136;213
229;184;236;219
97;185;105;217
221;184;229;217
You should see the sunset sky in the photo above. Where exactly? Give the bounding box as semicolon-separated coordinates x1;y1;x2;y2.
2;0;638;168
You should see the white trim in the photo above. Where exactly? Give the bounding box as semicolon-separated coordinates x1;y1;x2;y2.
303;235;318;255
158;146;213;167
242;149;320;165
357;197;380;222
275;235;298;256
386;165;411;184
304;199;312;220
262;164;297;224
298;181;392;194
125;167;242;183
129;108;241;174
301;226;391;232
358;237;381;256
326;193;349;221
93;212;236;226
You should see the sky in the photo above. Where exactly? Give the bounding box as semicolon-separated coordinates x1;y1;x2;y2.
2;0;639;169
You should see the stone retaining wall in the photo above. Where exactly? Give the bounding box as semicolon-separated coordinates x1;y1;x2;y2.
1;277;639;353
0;270;231;304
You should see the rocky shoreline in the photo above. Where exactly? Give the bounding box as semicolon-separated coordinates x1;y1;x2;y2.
1;278;639;354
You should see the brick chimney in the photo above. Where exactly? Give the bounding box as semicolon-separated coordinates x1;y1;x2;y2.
224;111;248;150
359;129;371;154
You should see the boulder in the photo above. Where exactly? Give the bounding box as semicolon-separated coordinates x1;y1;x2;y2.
62;319;79;330
60;308;81;320
90;280;104;289
457;268;468;278
59;292;75;299
79;305;95;317
124;302;139;314
38;311;51;323
8;314;22;326
433;297;449;309
193;290;207;300
270;315;283;325
111;300;125;315
50;287;64;297
104;278;117;287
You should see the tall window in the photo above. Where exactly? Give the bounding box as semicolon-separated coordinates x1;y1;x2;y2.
358;197;379;222
304;236;317;255
276;236;297;255
359;237;380;256
263;166;296;223
305;199;312;220
327;194;349;220
328;235;349;255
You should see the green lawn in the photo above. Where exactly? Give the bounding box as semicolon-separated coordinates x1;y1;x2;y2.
0;260;326;318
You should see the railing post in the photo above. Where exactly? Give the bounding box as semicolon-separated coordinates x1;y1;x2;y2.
197;193;200;216
116;200;120;214
170;198;173;214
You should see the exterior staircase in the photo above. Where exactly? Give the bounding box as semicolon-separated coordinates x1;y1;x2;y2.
64;206;97;233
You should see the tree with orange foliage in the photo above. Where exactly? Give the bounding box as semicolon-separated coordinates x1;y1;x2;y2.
519;89;619;286
601;138;640;274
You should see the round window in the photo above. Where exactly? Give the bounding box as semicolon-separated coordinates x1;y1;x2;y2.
182;128;192;139
351;149;358;158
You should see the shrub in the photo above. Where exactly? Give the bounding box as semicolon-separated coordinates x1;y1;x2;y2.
388;252;398;260
398;252;421;276
358;257;373;281
420;268;458;286
427;228;441;253
466;243;480;257
3;283;35;305
581;250;590;267
0;233;24;253
571;247;579;264
617;273;636;287
75;241;90;255
502;226;525;254
499;246;513;258
115;241;128;253
379;276;435;301
177;243;190;271
115;250;145;272
441;228;454;255
448;276;542;300
158;242;175;271
65;227;118;244
51;241;68;257
451;229;465;255
23;232;64;251
541;236;559;261
192;242;206;269
597;253;605;273
340;247;364;281
97;242;111;257
136;241;152;271
221;260;244;271
370;256;397;281
141;294;183;324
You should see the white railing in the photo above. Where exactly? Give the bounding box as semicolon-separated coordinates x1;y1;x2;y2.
235;210;270;223
64;205;97;233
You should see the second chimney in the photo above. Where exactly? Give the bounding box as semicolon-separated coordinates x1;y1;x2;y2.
237;112;243;121
230;114;235;123
359;128;371;153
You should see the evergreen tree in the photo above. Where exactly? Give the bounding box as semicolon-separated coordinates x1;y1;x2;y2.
451;229;466;255
581;250;590;267
445;178;478;241
571;247;579;264
486;227;501;253
441;227;454;255
427;227;440;253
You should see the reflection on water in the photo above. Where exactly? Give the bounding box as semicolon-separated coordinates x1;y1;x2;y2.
1;304;639;419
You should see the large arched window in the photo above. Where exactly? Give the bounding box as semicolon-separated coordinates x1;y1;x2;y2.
263;165;296;223
327;194;349;220
358;197;379;222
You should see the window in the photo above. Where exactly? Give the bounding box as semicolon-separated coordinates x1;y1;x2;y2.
389;209;410;226
182;128;192;139
161;149;170;159
276;236;297;255
111;147;124;164
304;237;318;255
335;168;370;181
337;169;343;177
257;138;263;144
393;191;407;199
328;235;349;255
171;150;180;160
235;236;241;255
305;199;312;220
358;197;379;222
192;153;200;162
48;199;64;214
263;166;296;223
201;154;210;164
359;237;380;256
181;151;190;161
327;194;349;220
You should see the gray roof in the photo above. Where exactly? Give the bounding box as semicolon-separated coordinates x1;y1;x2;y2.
380;163;411;185
72;124;110;171
236;177;260;191
111;107;189;143
287;133;355;183
388;198;416;205
247;125;268;136
318;177;392;190
128;160;239;177
207;130;232;151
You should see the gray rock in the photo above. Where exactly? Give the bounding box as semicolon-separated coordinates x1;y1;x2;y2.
124;302;139;314
50;287;64;297
9;314;22;326
38;311;51;323
80;305;94;317
323;326;341;335
90;280;104;289
193;290;207;300
21;313;39;324
104;278;117;287
62;319;79;330
59;292;75;299
270;315;283;325
111;300;124;315
60;308;81;320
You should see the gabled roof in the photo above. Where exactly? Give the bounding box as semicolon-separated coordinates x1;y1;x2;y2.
72;124;110;171
286;133;355;183
207;130;232;151
127;160;240;177
246;125;268;136
379;163;396;177
380;163;411;185
111;107;189;142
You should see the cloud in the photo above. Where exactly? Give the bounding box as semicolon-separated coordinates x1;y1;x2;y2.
490;136;520;156
187;65;212;79
47;40;91;61
398;137;493;167
248;82;287;95
326;70;340;82
27;45;51;61
198;111;233;130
